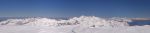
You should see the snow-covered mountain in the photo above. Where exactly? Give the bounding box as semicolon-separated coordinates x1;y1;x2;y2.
0;16;150;33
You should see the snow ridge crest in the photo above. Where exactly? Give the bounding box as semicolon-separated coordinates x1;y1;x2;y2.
0;16;132;27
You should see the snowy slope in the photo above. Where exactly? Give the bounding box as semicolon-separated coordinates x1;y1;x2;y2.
0;16;149;33
0;25;150;33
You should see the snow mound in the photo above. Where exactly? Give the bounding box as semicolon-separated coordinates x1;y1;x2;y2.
0;16;132;27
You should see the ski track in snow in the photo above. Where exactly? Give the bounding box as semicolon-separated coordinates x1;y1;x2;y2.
0;16;150;33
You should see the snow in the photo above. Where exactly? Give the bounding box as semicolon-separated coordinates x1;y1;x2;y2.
0;16;149;33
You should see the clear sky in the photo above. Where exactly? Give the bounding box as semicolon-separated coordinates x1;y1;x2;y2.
0;0;150;17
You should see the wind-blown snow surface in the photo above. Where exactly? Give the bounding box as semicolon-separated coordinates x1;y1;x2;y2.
0;16;150;33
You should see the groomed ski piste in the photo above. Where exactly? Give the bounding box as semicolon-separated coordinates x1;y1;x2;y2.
0;16;150;33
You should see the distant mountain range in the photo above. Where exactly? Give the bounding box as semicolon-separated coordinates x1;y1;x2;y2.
130;18;150;21
0;17;69;21
0;17;150;21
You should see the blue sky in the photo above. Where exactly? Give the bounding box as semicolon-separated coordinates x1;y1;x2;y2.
0;0;150;17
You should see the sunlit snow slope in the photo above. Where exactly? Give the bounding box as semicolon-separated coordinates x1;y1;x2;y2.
0;16;150;33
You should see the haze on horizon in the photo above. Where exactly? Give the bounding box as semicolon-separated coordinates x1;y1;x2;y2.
0;0;150;18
